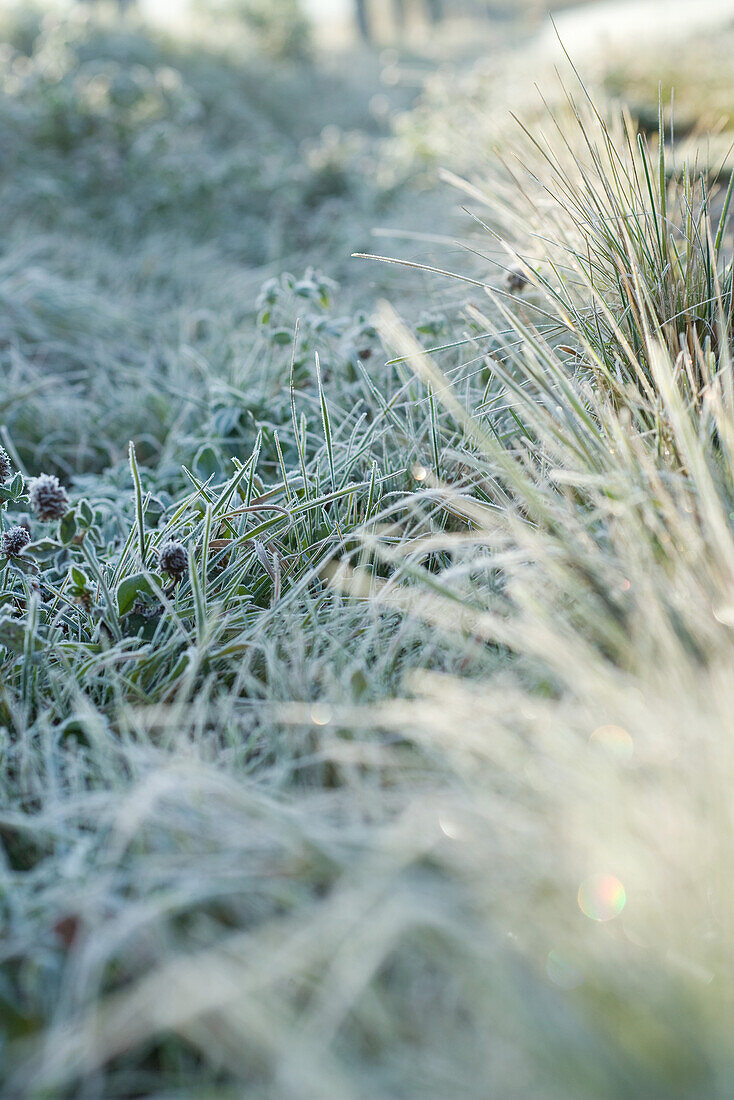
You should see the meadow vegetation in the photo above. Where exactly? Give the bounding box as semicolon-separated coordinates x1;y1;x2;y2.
2;3;734;1097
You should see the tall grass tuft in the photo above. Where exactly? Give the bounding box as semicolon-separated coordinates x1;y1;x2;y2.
468;77;734;421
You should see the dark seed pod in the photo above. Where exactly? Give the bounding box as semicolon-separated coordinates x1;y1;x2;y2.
28;474;69;522
158;540;188;578
505;267;529;294
2;525;31;557
0;447;11;485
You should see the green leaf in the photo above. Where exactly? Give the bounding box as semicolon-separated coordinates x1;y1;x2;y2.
128;441;147;568
0;614;42;655
0;473;25;503
144;496;166;525
70;566;89;589
194;445;220;481
117;572;157;616
59;511;77;546
350;669;368;700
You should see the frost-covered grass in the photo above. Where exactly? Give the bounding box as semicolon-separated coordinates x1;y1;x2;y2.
0;2;427;476
3;3;734;1098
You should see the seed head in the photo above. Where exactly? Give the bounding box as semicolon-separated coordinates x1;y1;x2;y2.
0;448;11;485
158;540;188;578
2;525;31;558
505;267;529;294
28;473;69;522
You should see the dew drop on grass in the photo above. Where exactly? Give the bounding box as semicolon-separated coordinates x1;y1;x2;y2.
546;949;583;990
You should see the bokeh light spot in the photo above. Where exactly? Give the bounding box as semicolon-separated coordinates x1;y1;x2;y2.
310;704;332;726
578;874;626;922
438;814;463;840
546;949;583;990
589;724;633;760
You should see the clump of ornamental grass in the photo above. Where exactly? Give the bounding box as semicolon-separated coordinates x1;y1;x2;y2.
28;473;68;521
325;84;734;1090
456;78;734;425
2;524;31;557
296;253;734;1095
